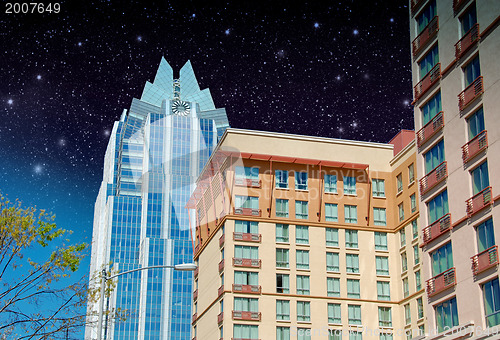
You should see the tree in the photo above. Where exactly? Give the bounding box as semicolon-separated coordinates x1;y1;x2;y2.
0;193;88;339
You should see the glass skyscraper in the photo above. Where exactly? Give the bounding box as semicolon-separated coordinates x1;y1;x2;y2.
86;58;229;340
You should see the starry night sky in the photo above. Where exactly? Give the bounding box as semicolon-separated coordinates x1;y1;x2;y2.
0;0;414;273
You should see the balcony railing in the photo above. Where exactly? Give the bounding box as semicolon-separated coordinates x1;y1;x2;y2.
233;258;262;268
458;76;484;111
412;16;439;56
195;243;200;254
219;259;225;273
234;207;262;217
455;23;479;58
232;311;262;321
453;0;469;13
194;267;199;279
422;213;452;245
192;313;197;324
218;312;224;324
426;267;456;297
232;284;262;294
466;186;493;217
235;178;262;188
411;0;426;14
219;234;225;247
417;111;444;147
193;289;198;301
414;63;441;101
462;130;488;163
233;232;262;243
472;245;499;275
218;285;224;298
419;161;447;195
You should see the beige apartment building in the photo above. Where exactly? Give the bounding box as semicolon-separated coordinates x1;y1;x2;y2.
188;129;425;339
410;0;500;337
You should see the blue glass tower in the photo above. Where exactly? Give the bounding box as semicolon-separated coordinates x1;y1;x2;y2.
86;58;229;340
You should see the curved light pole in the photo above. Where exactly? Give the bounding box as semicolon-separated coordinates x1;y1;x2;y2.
96;263;197;339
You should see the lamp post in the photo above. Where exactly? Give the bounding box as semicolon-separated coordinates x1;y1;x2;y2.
96;263;197;339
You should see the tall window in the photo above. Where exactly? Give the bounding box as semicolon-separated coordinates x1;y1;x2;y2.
295;201;309;219
276;170;289;189
346;254;360;273
276;249;289;268
328;303;341;324
409;163;415;184
427;190;449;224
471;161;489;195
276;224;289;243
464;55;481;87
417;297;424;319
403;277;409;298
297;276;310;295
411;194;417;213
398;203;404;222
376;256;389;276
325;174;338;193
397;173;403;193
380;334;393;340
296;226;309;244
412;219;419;239
379;307;392;327
419;44;439;79
325;203;338;222
477;218;495;253
349;332;362;340
235;166;259;179
276;274;289;294
424;139;445;174
276;199;289;218
327;277;340;297
276;300;290;321
431;242;453;276
422;91;442;125
326;252;340;272
401;252;408;272
234;271;258;286
414;245;420;265
277;327;290;340
297;301;311;321
467;107;485;140
483;278;500;327
235;196;259;209
372;179;385;197
234;297;258;313
235;245;258;259
348;305;362;325
346;229;358;248
326;228;339;247
233;325;258;339
377;281;390;301
295;172;308;190
374;208;387;226
416;0;436;33
297;329;311;340
435;297;458;333
375;232;388;251
344;176;356;195
296;250;309;270
400;228;406;247
345;205;358;224
460;4;477;36
404;304;411;325
415;270;422;291
347;279;360;298
235;220;258;234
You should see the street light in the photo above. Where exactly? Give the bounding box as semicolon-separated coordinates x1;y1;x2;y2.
96;263;197;339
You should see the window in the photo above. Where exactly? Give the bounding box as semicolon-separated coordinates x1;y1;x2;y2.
277;327;290;340
276;224;289;243
375;232;388;251
460;3;477;36
379;307;392;327
346;254;359;273
414;245;420;265
397;173;403;193
464;55;481;87
233;324;258;339
276;274;290;294
374;208;387;226
235;220;258;234
372;179;385;197
344;205;357;224
477;218;495;253
235;166;259;179
276;300;290;321
234;271;259;286
347;279;360;298
296;250;310;270
400;228;406;247
377;281;390;301
376;256;389;276
235;195;259;210
328;303;341;324
409;163;415;184
295;201;308;219
276;199;289;218
295;172;308;190
296;225;309;244
431;242;453;276
326;228;339;247
349;332;362;340
276;249;289;268
417;297;424;319
234;297;258;313
327;277;340;297
422;91;442;125
276;170;289;189
348;305;362;325
297;301;311;321
325;203;338;222
403;277;409;298
467;107;485;140
398;203;404;222
411;194;417;213
483;278;500;327
419;44;439;79
235;245;258;259
471;161;489;195
345;229;358;248
412;220;418;240
424;139;445;174
380;334;393;340
297;276;310;295
325;174;338;193
435;297;458;333
344;176;356;195
415;270;422;291
416;0;436;34
404;304;411;325
297;328;311;340
427;190;449;224
401;252;408;272
326;252;340;272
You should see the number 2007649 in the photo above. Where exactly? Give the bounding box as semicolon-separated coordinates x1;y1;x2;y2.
5;3;60;14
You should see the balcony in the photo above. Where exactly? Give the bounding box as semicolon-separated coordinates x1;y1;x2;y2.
426;267;456;297
455;23;479;58
462;130;488;163
466;186;493;217
232;311;262;321
472;245;499;275
233;258;262;268
218;285;224;298
194;267;199;279
218;312;224;324
414;63;441;101
195;243;200;254
233;232;262;243
417;111;444;147
235;178;262;188
412;16;439;56
232;284;262;294
192;313;197;324
411;0;426;14
234;207;262;217
458;76;484;111
193;289;198;301
419;161;447;195
219;234;225;247
453;0;469;13
422;213;452;245
219;259;225;273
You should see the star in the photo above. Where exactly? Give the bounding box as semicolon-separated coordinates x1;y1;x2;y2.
314;22;319;28
137;36;142;41
192;13;196;18
34;164;43;174
225;29;230;35
37;75;42;80
390;18;395;22
77;42;82;46
353;29;359;35
336;75;341;81
7;99;13;105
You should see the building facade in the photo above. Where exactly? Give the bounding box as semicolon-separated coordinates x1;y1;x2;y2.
410;0;500;337
189;129;426;339
86;58;229;340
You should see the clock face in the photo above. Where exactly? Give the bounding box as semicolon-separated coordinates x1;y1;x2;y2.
171;100;190;116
